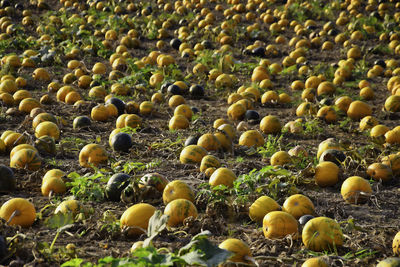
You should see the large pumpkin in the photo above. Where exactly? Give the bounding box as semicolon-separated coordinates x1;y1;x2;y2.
302;217;344;251
10;148;41;171
263;211;298;239
164;198;198;227
78;144;108;168
0;198;36;227
120;203;156;236
162;180;195;205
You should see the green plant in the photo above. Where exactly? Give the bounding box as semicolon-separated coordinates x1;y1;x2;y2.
66;171;107;202
257;134;285;158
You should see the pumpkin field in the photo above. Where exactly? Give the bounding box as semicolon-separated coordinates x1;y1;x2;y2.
1;0;400;266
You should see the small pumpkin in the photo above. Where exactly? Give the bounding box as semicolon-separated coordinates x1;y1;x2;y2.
260;115;281;134
91;104;109;122
169;115;190;130
73;116;91;129
120;203;156;236
302;217;344;252
238;130;264;147
197;133;221;151
164;198;198;227
200;155;221;172
270;151;291;166
55;199;81;216
314;161;340;187
79;144;108;168
0;198;36;227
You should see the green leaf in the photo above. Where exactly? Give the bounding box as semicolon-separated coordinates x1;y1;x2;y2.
143;210;169;247
61;258;90;267
45;212;74;230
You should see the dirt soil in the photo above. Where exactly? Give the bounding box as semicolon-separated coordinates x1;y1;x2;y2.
0;0;400;266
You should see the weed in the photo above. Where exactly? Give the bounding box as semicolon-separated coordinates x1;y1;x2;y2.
66;170;107;202
258;134;285;158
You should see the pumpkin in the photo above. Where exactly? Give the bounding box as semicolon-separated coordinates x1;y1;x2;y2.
79;144;108;168
169;115;190;130
366;163;393;182
125;114;142;129
110;132;133;152
73;116;91;129
260;115;282;134
302;217;344;251
91;104;109;122
10;148;41;171
296;102;317;116
282;194;315;219
174;104;193;120
0;198;36;227
10;144;37;159
376;257;400;267
139;101;154;115
55;199;81;216
120;203;156;236
270;151;291;166
19;98;41;113
238;130;264;147
209;167;237;188
32;113;57;129
106;173;130;201
179;145;207;164
197;133;221;151
163;180;195;205
314;161;340;187
35;121;60;140
317;138;342;159
214;132;233;152
341;176;372;204
43;169;66;181
0;165;15;192
317;106;337;123
164;198;198;227
139;173;169;192
217;123;236;140
249;196;280;223
347;100;372;120
35;135;56;155
394;231;400;256
41;177;66;197
385;95;400;112
301;257;329;267
218;239;254;265
200;155;221;172
227;102;246;120
263;211;298;239
359;116;378;131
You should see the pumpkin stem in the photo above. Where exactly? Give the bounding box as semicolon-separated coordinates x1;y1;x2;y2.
6;209;21;225
244;255;258;267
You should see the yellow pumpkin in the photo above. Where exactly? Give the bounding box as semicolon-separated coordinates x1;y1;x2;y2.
162;180;195;205
4;132;28;151
78;144;108;168
282;194;315;219
314;161;340;187
55;199;81;216
125;114;142;128
169;115;190;130
179;145;207;164
174;104;193;120
341;176;372;204
0;198;36;227
200;155;221;172
393;231;400;256
249;196;280;223
301;257;329;267
347;100;372;120
218;239;253;265
238;130;264;147
41;177;66;197
302;217;344;251
43;169;66;182
10;148;41;171
227;102;246;120
366;163;393;182
263;211;298;239
209;167;237;188
164;198;198;227
35;121;60;140
32;112;57;129
120;203;156;236
259;115;281;134
91;104;109;122
197;133;221;151
19;98;41;113
10;144;37;159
